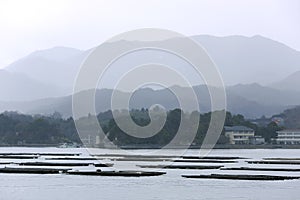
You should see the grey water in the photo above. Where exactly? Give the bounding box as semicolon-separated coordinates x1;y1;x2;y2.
0;148;299;200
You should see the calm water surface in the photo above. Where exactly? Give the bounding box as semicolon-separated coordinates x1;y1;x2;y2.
0;148;299;200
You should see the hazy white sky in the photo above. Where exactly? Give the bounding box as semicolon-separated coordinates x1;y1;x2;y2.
0;0;299;68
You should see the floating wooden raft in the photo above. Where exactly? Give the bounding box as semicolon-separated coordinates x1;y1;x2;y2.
18;162;113;167
182;174;300;181
0;167;71;174
174;159;237;163
247;160;300;165
0;153;81;156
0;162;12;165
137;164;224;170
93;154;245;160
67;170;166;177
45;157;97;161
181;156;246;160
109;158;172;162
109;158;236;163
0;155;39;159
221;167;300;172
263;158;300;161
92;154;176;158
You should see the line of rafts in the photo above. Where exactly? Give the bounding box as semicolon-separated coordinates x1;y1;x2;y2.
0;153;243;163
181;156;300;181
0;161;166;177
185;156;300;180
0;152;165;177
93;154;244;164
1;164;300;180
182;174;300;181
0;167;166;177
2;153;300;180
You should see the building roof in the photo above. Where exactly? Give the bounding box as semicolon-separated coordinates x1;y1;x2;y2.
277;129;300;133
224;126;254;132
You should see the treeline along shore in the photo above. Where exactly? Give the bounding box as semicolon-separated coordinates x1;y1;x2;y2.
0;108;289;148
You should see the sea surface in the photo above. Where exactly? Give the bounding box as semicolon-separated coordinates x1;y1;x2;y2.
0;147;300;200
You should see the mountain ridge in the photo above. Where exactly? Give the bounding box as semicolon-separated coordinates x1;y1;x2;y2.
0;84;292;119
270;71;300;92
1;35;300;118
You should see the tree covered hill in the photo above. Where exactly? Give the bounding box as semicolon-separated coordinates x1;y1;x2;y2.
276;106;300;129
0;109;282;146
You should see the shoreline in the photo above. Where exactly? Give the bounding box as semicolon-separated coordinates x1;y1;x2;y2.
1;144;300;149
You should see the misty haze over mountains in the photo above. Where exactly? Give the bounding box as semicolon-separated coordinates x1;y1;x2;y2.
1;35;300;118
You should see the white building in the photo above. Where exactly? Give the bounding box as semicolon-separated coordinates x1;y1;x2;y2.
276;130;300;145
224;126;255;145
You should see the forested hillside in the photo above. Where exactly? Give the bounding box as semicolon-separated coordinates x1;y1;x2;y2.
0;109;282;146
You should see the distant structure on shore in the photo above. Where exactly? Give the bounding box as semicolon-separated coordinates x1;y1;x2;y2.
224;126;255;145
276;130;300;145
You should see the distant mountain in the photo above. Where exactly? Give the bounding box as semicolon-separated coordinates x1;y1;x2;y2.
0;69;65;101
6;46;85;91
0;85;290;119
227;83;300;106
1;35;300;118
270;71;300;92
3;35;300;101
193;35;300;86
26;46;83;62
